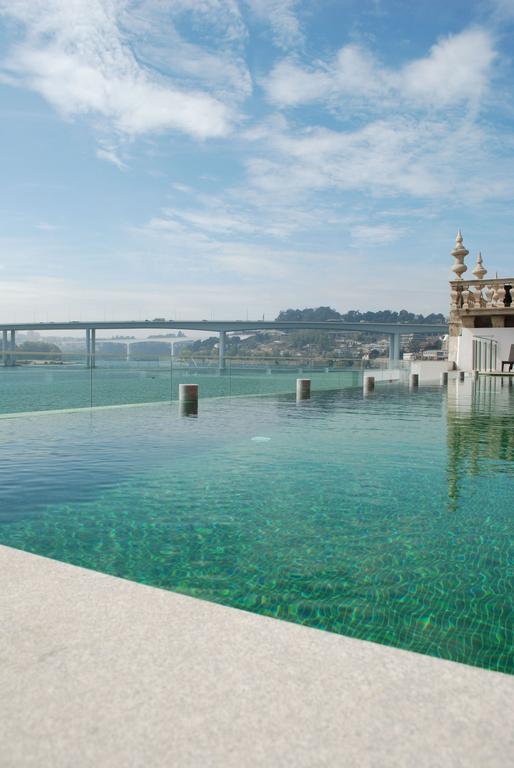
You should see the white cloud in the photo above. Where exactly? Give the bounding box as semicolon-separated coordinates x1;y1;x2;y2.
264;28;497;110
244;0;302;49
247;119;446;197
156;0;247;44
263;60;331;106
489;0;514;20
247;22;513;210
168;208;258;236
0;0;235;139
400;29;496;106
121;0;252;101
214;244;291;278
242;112;514;206
334;45;383;95
350;224;403;246
140;186;344;245
36;222;60;231
96;143;127;169
171;182;193;194
264;45;383;106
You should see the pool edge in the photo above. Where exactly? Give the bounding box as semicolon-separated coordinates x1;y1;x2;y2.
1;544;512;767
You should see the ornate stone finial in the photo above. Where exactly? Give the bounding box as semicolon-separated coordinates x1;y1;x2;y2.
451;229;469;279
472;251;487;280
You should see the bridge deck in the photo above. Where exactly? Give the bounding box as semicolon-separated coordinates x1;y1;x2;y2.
0;320;448;334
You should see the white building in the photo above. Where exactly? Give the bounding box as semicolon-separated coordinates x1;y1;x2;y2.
448;231;514;372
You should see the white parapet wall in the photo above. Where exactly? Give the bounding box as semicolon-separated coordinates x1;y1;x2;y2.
410;360;454;383
372;367;406;383
459;327;514;371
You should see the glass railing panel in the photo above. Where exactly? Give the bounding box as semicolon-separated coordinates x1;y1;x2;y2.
0;352;407;415
91;362;173;407
170;360;231;400
0;352;91;414
223;358;365;397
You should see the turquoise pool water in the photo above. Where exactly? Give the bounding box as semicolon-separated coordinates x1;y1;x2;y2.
0;380;512;673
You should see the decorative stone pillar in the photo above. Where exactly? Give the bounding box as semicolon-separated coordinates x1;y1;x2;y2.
179;383;198;416
450;284;460;311
471;253;486;308
485;285;495;308
448;231;469;366
451;230;469;280
472;251;487;280
296;378;311;400
493;284;505;308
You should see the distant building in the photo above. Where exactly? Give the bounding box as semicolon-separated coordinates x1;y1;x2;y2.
400;333;415;348
448;231;514;371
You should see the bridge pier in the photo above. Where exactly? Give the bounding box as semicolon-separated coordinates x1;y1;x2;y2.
91;329;96;369
10;330;16;366
218;330;226;372
394;333;401;361
389;333;401;364
2;330;7;366
85;329;96;368
86;329;91;368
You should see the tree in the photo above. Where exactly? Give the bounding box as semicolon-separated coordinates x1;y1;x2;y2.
16;341;62;362
276;306;342;321
276;307;447;324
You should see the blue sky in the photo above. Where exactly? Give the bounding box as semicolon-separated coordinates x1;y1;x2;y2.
1;0;514;322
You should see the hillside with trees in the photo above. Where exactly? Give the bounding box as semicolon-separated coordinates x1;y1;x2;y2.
15;341;62;362
175;307;447;362
276;307;446;324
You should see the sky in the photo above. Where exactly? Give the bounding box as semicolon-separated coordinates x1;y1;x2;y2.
1;0;514;322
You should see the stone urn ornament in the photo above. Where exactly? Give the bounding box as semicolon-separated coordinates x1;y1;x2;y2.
451;230;468;279
472;251;487;280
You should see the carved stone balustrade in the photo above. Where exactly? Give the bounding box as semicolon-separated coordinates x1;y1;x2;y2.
450;278;514;312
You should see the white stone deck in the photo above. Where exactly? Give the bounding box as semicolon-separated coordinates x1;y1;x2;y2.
1;544;512;767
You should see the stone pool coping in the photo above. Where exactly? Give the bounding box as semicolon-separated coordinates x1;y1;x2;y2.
1;544;512;768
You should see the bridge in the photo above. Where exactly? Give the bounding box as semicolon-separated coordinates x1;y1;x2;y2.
0;319;448;368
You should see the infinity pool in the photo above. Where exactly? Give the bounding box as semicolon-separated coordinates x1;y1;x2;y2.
0;380;512;673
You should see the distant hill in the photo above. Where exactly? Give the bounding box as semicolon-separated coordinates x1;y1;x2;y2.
129;341;171;361
276;307;446;324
